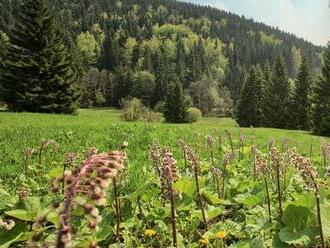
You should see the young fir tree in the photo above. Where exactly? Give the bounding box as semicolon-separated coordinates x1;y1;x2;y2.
236;65;264;127
289;56;312;130
164;80;188;123
0;0;79;113
312;42;330;136
261;62;272;126
264;56;291;128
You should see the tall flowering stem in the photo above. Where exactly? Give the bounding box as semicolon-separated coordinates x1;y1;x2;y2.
251;145;257;180
53;150;126;248
255;150;272;223
221;153;232;199
22;148;35;177
160;151;179;248
289;149;325;248
150;141;165;202
207;135;221;198
321;139;330;169
270;147;284;219
238;131;246;161
185;142;208;229
178;139;188;170
225;129;234;158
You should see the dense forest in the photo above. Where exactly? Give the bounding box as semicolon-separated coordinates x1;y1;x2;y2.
0;0;329;133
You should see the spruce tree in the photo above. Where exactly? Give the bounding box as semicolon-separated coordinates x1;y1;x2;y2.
164;80;188;123
264;56;291;128
289;56;312;130
312;42;330;136
0;0;79;113
236;66;264;127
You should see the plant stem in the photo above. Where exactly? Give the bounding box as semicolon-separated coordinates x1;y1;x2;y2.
225;130;234;158
221;161;227;199
314;183;325;248
169;183;177;247
264;177;272;223
210;146;221;198
275;160;283;219
113;177;121;242
194;165;208;229
309;138;313;158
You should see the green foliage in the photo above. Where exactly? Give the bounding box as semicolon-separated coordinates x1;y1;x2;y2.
289;57;312;130
236;66;264;127
279;205;317;246
312;42;330;136
263;56;291;129
77;31;100;65
0;0;79;113
186;107;202;123
0;109;329;246
121;98;147;122
164;80;189;123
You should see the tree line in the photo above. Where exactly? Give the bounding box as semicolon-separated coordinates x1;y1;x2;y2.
0;0;329;135
235;46;330;136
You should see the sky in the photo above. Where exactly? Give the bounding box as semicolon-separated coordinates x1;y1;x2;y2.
183;0;330;46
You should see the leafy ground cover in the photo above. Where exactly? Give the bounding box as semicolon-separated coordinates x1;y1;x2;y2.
0;109;329;247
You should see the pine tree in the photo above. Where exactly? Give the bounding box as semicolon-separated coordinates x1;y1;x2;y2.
312;42;330;136
236;66;264;127
261;62;272;126
164;80;188;123
289;56;312;130
0;0;79;113
264;56;291;128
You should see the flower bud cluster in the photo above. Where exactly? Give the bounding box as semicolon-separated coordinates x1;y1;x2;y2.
321;139;330;160
254;150;268;176
160;151;180;200
0;218;15;230
64;152;78;166
270;147;285;173
289;149;318;191
54;150;126;248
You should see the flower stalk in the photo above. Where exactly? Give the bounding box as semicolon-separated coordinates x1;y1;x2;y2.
289;149;325;248
185;142;208;229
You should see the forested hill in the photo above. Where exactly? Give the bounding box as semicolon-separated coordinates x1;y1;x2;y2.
0;0;324;110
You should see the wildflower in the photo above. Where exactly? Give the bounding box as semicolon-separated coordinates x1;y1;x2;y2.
16;186;30;199
0;219;15;230
207;135;213;147
64;152;78;166
145;229;157;237
49;150;126;248
199;237;209;245
216;231;227;239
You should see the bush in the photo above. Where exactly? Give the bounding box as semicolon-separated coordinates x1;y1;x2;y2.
154;101;165;113
141;111;164;123
186;107;202;123
121;98;147;122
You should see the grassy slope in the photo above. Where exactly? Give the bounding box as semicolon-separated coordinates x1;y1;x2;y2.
0;109;328;178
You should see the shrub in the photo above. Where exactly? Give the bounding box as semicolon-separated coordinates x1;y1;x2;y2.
154;101;166;113
121;98;147;122
142;111;164;123
186;107;202;123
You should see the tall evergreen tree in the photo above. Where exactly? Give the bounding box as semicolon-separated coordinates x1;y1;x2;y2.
236;66;264;127
289;56;312;130
164;80;188;123
264;56;291;128
261;62;272;126
312;42;330;136
0;0;79;113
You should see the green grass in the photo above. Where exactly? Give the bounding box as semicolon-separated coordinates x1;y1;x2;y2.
0;108;328;178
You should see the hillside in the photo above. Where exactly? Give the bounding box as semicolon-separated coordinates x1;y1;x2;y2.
0;0;323;105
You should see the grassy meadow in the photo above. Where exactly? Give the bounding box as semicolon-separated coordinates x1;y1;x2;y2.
0;108;328;178
1;109;330;247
